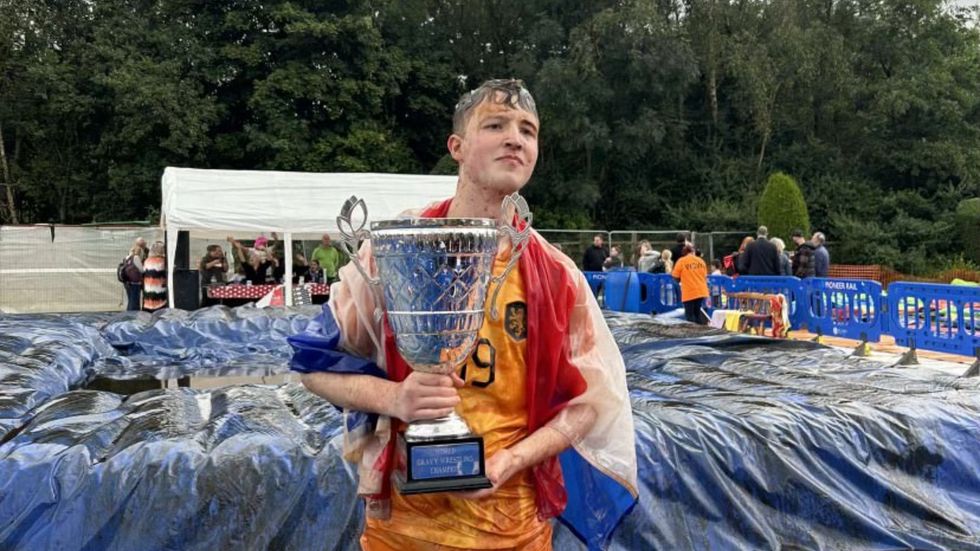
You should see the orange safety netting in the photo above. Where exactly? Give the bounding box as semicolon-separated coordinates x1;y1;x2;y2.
827;264;980;289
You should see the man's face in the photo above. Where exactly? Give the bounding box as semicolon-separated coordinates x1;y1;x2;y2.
448;96;539;195
793;236;804;246
136;238;146;249
321;235;331;246
594;236;603;247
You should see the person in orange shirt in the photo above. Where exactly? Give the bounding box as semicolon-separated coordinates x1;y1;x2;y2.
671;244;709;325
290;79;637;551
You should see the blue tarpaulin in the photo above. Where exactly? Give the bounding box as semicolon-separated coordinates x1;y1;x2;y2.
1;308;978;549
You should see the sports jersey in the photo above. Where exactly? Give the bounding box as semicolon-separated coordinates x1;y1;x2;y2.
366;253;549;547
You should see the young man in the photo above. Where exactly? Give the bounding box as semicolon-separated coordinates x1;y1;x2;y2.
582;234;609;272
289;79;637;550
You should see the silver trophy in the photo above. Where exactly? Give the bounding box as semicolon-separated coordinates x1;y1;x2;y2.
336;194;531;494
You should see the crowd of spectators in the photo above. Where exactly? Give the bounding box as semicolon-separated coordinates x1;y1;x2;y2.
120;233;346;310
578;228;831;326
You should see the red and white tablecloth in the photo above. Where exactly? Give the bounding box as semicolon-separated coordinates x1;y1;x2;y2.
207;283;330;300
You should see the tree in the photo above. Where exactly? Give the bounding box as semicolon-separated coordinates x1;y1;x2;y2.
757;171;809;242
956;198;980;264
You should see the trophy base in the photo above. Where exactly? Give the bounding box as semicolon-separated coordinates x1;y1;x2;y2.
395;433;493;495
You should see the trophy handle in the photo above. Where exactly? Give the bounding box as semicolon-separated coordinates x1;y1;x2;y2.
336;195;381;287
337;196;385;321
489;193;532;321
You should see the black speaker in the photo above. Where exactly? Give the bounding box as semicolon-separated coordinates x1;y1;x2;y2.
173;269;201;310
173;230;190;270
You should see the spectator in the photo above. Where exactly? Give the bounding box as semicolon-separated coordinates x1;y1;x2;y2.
661;249;674;274
307;260;325;283
311;234;342;284
142;241;167;312
812;231;830;277
737;226;780;276
636;240;662;273
120;243;144;311
670;232;691;262
603;245;625;270
228;235;278;284
790;229;816;278
582;234;609;272
723;236;753;276
710;259;722;276
771;237;793;276
199;244;229;286
672;244;709;324
134;237;149;261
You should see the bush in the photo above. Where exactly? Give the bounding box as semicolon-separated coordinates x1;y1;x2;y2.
757;172;810;242
956;198;980;264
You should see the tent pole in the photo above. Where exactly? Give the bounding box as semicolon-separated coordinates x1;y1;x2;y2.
284;232;293;307
166;226;178;308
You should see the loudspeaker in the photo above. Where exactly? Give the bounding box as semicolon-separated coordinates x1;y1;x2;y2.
173;269;201;310
174;230;190;270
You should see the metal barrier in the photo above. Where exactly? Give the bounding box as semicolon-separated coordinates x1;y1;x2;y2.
887;282;980;358
805;278;883;342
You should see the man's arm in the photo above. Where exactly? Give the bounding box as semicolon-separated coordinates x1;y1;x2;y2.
300;370;463;423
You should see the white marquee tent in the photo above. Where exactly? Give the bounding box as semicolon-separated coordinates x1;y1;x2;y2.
161;167;458;307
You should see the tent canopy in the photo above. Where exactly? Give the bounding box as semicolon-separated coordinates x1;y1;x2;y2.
160;167;458;307
161;167;458;233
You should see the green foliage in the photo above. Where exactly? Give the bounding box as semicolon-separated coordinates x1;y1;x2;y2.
1;0;979;273
757;172;810;242
956;198;980;264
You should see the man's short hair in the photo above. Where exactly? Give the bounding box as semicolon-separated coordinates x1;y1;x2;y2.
676;232;688;243
791;229;804;238
757;225;768;237
813;231;826;244
594;233;604;240
453;79;538;135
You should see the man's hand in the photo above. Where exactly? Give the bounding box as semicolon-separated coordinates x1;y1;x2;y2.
455;448;517;500
391;371;464;423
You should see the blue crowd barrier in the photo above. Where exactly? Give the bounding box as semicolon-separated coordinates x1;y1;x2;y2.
584;271;607;299
706;275;737;313
805;278;883;342
728;276;808;328
590;269;980;360
603;271;640;312
641;273;681;314
887;282;980;358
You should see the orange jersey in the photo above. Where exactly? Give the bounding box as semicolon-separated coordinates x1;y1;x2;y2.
366;253;549;548
671;254;709;302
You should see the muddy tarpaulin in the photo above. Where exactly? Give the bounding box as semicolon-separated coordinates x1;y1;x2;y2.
0;316;114;439
2;309;979;549
555;313;980;550
0;385;360;550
